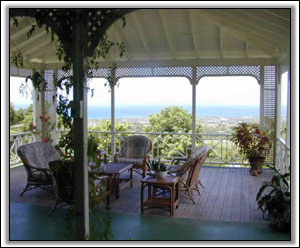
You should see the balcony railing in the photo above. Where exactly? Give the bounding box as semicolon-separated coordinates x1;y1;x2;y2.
10;132;35;167
10;130;254;168
87;130;249;166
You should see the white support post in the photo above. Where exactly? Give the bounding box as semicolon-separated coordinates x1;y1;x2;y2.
52;70;58;145
111;76;116;161
191;67;197;153
259;66;265;130
286;70;291;147
33;84;39;142
40;70;46;140
276;65;282;141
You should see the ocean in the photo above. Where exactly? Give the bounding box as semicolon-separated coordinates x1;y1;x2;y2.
13;104;287;119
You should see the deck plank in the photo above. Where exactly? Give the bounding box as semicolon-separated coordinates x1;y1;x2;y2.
209;167;230;221
10;166;273;223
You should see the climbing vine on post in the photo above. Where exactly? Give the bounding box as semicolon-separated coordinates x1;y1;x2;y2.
10;8;134;240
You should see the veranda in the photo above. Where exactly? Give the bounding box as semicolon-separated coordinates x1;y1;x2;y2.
9;8;291;241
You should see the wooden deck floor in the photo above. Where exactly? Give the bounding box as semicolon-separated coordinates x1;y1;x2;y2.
10;166;274;223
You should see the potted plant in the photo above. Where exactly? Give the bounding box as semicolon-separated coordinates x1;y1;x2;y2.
149;159;168;179
231;122;272;176
256;165;290;232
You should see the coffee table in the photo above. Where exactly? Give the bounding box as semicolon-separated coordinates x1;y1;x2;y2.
99;162;133;199
141;176;180;216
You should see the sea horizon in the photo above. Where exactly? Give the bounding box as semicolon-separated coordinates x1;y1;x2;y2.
13;103;287;119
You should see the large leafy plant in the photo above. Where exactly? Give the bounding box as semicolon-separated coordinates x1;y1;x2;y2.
231;122;272;160
256;164;291;232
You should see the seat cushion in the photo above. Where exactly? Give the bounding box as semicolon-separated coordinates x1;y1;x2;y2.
17;142;61;169
121;135;151;158
117;157;145;167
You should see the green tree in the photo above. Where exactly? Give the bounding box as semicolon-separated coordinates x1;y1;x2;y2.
10;103;33;131
10;102;18;125
89;120;130;157
145;106;202;158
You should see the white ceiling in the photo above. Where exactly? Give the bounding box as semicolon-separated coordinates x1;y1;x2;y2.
10;9;291;70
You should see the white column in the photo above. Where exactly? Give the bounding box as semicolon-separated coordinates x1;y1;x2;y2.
286;70;291;147
259;66;265;130
40;70;46;140
111;76;116;161
191;67;197;153
276;65;282;140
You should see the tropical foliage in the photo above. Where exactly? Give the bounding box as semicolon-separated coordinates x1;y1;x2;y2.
10;103;33;133
256;164;291;232
145;106;202;158
231;122;272;161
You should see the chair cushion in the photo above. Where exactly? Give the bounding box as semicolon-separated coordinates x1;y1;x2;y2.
117;157;144;166
17;142;61;169
121;135;151;158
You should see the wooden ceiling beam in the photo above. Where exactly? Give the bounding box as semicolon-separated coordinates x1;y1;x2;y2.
11;30;48;53
198;10;283;57
238;9;290;31
130;12;152;60
262;9;291;22
187;10;203;59
158;10;177;60
215;9;289;39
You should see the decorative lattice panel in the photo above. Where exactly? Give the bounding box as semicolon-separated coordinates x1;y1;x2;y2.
57;69;73;80
89;68;111;78
153;67;193;80
262;65;277;164
10;66;32;77
114;67;152;78
196;65;260;82
113;66;193;80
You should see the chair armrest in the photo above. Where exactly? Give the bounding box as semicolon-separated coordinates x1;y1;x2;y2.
171;157;187;165
24;163;52;172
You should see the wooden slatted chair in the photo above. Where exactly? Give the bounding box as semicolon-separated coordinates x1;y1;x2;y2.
168;146;210;204
17;142;61;198
114;135;152;178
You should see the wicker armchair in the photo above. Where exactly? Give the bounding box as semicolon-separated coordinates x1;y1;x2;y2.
17;142;61;198
114;135;152;178
168;146;210;204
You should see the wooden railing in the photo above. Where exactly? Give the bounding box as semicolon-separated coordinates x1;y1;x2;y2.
86;130;248;166
11;130;271;168
10;132;35;166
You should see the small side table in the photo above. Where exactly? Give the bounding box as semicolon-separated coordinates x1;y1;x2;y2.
141;176;180;216
99;162;133;199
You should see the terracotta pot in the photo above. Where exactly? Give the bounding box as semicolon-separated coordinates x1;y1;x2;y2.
249;156;265;175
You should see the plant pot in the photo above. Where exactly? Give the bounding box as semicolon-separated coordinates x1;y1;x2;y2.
249;156;265;176
155;171;167;179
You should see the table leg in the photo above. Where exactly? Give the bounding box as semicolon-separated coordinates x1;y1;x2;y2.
116;174;120;199
171;185;175;216
175;181;179;209
141;182;145;214
106;177;111;210
130;167;133;188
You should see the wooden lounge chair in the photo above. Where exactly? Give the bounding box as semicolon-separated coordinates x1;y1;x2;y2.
168;146;210;204
17;142;61;198
114;135;152;178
